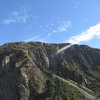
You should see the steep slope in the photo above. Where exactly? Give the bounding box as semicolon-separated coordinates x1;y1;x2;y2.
0;42;100;100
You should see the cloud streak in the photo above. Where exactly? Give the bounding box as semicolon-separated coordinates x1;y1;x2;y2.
67;23;100;44
24;36;45;42
3;10;32;24
48;21;71;36
56;44;73;54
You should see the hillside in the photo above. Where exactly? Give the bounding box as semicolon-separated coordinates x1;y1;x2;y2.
0;42;100;100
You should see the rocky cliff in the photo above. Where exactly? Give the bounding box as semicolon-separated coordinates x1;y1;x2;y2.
0;42;100;100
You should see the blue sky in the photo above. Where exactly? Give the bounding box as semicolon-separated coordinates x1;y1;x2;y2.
0;0;100;48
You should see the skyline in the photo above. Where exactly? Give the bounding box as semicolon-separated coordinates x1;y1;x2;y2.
0;0;100;48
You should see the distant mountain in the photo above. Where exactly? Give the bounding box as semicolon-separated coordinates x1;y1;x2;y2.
0;42;100;100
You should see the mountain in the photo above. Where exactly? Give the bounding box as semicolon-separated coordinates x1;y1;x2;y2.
0;42;100;100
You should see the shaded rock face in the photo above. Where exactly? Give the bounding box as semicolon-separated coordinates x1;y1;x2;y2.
0;51;29;100
0;49;46;100
0;42;100;100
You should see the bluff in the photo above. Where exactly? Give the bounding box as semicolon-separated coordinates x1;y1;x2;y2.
0;42;100;100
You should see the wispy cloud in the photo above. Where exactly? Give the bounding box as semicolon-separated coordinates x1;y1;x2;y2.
48;21;71;36
24;36;45;42
3;9;32;24
3;19;16;24
67;23;100;44
73;0;81;8
75;1;81;8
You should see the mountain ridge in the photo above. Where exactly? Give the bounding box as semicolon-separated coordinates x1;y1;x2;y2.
0;42;100;100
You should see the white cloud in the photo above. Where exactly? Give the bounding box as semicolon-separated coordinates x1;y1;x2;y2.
67;23;100;44
3;10;32;24
48;21;71;36
57;23;100;54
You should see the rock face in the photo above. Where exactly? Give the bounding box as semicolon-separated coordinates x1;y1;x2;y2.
0;42;100;100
